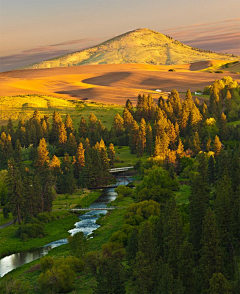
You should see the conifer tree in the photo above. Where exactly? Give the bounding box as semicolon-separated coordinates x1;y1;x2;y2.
200;208;223;291
66;133;77;155
36;138;49;167
78;116;87;138
208;273;232;294
14;139;22;162
213;135;222;156
58;122;67;146
7;159;23;224
219;112;229;141
108;143;115;168
50;111;62;144
74;142;85;178
146;123;153;155
49;155;61;172
99;139;110;170
137;118;146;157
129;120;139;154
113;113;125;136
125;99;133;114
123;108;134;133
65;114;74;136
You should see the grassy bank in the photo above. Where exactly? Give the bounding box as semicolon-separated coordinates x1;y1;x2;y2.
0;211;13;227
52;189;101;210
0;211;79;258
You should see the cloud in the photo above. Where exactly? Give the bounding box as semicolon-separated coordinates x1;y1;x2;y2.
163;18;240;55
0;38;98;72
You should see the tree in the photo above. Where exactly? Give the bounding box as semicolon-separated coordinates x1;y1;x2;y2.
113;113;125;136
7;159;23;224
65;114;74;136
58;122;67;146
66;133;77;155
94;258;126;294
74;142;85;178
200;208;223;291
137;118;146;157
108;143;115;168
78;116;87;138
36;138;49;167
208;273;232;294
129;120;139;154
213;135;222;156
146;123;153;155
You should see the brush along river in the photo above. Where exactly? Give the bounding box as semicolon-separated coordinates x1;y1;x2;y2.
0;177;132;278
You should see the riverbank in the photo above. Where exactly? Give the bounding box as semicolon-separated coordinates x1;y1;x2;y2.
0;178;135;294
0;211;79;259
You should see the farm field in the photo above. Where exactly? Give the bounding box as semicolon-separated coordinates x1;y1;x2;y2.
1;63;239;107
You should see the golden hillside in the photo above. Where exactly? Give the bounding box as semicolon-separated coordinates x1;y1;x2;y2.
25;29;239;69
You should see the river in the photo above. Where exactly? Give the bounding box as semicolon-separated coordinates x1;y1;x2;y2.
0;177;131;278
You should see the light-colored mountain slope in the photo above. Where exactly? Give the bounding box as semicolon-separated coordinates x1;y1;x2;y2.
25;29;239;69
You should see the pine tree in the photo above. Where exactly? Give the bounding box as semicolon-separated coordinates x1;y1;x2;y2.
219;112;229;141
49;155;61;172
99;139;110;170
200;208;223;291
50;111;62;144
123;108;134;133
14;139;22;162
7;159;23;224
36;138;49;167
189;174;209;254
163;198;183;277
146;123;153;155
66;133;77;156
208;155;215;184
113;113;125;136
78;116;87;138
129;120;139;154
137;118;146;157
108;143;115;168
208;273;232;294
74;142;85;178
213;135;222;156
58;122;67;146
125;99;133;114
65;114;74;136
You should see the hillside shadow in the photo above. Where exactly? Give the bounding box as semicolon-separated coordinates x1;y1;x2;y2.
82;72;131;86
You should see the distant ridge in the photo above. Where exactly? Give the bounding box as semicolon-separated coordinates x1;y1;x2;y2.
25;28;239;69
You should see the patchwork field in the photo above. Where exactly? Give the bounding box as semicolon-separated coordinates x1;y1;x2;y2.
0;63;239;107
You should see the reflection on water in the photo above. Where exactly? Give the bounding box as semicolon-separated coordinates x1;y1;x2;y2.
0;177;131;277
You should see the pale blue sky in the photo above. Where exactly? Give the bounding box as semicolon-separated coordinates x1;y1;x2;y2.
0;0;239;71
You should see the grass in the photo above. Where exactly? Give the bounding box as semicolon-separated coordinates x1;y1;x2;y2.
52;190;101;210
114;146;149;167
175;184;191;205
0;211;79;258
0;95;123;129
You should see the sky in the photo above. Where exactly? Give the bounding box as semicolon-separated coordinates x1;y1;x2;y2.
0;0;239;72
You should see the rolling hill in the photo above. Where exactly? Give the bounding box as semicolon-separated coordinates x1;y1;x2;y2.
25;28;239;69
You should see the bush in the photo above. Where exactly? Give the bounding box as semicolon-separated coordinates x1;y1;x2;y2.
215;70;224;73
0;277;30;294
168;68;176;72
16;221;45;240
38;212;56;223
38;264;76;293
115;185;133;197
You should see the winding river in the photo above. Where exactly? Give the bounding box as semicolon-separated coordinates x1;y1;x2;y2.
0;177;131;278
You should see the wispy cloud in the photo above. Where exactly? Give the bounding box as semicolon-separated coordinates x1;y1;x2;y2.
0;38;98;72
163;18;240;55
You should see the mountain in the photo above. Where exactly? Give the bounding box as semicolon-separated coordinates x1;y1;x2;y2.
25;28;239;69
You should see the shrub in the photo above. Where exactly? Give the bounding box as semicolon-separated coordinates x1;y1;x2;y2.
40;256;54;272
168;68;176;72
16;221;45;240
38;212;56;223
0;277;30;294
38;265;76;293
215;70;224;73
